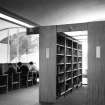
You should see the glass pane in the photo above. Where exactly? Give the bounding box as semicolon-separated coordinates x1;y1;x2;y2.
9;28;19;63
0;30;9;63
19;34;39;70
9;27;39;70
10;27;27;63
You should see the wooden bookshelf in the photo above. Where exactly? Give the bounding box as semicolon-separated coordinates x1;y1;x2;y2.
39;26;82;103
56;32;82;98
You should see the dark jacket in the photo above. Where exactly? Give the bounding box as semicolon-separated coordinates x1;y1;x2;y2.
6;66;16;75
20;64;29;75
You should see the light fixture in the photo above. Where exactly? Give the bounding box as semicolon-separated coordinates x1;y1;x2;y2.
0;13;35;28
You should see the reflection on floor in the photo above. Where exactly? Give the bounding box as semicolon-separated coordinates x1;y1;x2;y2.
0;84;88;105
0;84;39;105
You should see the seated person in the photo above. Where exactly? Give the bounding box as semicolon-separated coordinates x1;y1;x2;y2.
20;63;29;86
29;61;39;83
29;62;38;72
17;62;22;72
21;64;29;74
5;63;17;75
5;63;17;90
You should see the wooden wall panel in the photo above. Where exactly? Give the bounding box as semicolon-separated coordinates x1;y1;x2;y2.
39;26;57;103
88;21;105;105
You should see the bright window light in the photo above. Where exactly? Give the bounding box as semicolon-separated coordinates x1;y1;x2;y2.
0;13;35;28
64;30;88;36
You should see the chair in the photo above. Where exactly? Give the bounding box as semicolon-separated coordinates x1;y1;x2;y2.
0;74;8;93
26;71;33;87
7;72;20;90
20;71;33;87
12;72;20;89
8;73;12;90
32;71;38;84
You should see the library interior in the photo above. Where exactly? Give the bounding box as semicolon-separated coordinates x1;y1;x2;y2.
0;0;105;105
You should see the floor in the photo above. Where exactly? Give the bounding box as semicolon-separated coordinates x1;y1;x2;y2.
54;85;87;105
0;82;87;105
0;84;39;105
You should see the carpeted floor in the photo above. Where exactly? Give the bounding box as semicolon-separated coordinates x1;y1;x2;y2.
0;84;87;105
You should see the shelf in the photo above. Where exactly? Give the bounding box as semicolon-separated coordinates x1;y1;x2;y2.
78;74;82;77
58;72;65;75
58;80;65;83
78;68;82;69
66;70;72;73
57;54;65;56
66;63;72;64
78;49;82;51
73;55;78;57
56;44;65;47
78;61;82;63
66;55;72;56
73;48;78;50
66;46;72;49
65;88;72;93
78;56;82;57
73;69;78;71
56;32;82;99
72;62;78;64
66;77;72;81
66;36;73;40
61;91;65;96
57;63;65;65
73;75;78;78
66;63;72;65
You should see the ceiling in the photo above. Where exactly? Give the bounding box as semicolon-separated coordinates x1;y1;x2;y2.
0;0;105;26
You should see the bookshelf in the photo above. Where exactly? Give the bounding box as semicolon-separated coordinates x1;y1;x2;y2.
56;32;82;98
39;26;83;103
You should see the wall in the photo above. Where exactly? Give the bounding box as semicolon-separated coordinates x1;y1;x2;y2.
88;21;105;105
39;26;56;103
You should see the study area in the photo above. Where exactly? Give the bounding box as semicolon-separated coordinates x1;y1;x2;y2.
0;18;39;105
0;0;105;105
